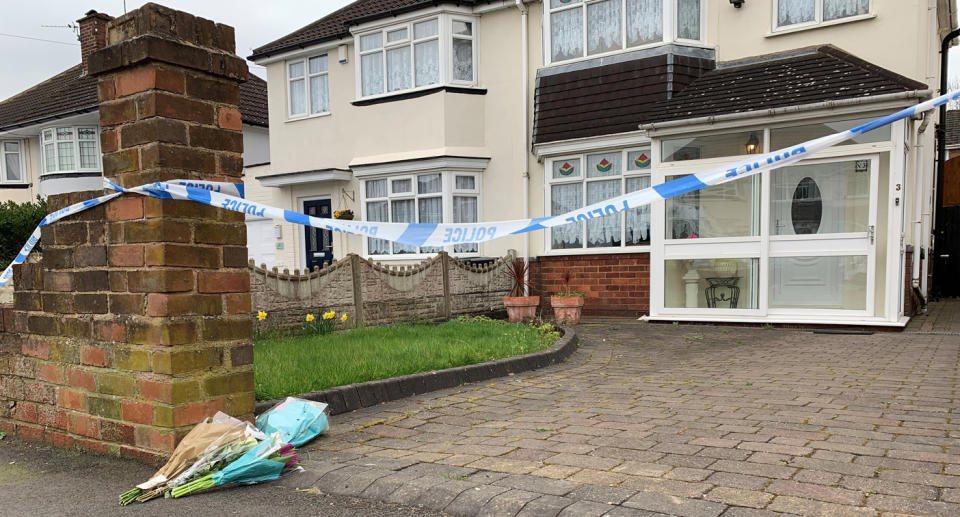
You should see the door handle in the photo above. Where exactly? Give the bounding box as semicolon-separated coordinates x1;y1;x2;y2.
867;225;875;244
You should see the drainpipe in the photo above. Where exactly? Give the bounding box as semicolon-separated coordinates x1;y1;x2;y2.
516;0;530;295
933;27;960;297
913;114;930;311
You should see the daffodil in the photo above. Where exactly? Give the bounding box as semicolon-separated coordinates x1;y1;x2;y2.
257;311;267;321
306;314;315;322
323;311;335;320
340;314;348;322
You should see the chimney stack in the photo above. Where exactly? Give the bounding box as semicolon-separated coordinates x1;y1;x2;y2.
77;10;113;74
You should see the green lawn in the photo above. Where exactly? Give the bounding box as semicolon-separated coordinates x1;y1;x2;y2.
253;318;559;400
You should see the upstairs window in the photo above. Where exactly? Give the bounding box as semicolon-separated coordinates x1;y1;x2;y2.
1;141;24;184
287;54;329;118
356;15;476;99
776;0;870;30
547;0;703;65
40;127;100;175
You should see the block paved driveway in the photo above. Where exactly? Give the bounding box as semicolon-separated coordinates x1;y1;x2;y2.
296;306;960;516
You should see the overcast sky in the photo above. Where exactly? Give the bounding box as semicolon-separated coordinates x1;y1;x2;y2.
1;0;959;102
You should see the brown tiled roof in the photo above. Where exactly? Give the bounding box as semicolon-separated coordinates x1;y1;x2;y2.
946;110;960;148
0;65;269;131
250;0;482;60
650;45;929;123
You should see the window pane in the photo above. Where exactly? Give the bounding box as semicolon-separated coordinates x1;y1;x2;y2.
361;52;384;96
586;152;621;178
452;20;472;36
586;179;622;248
310;74;329;114
627;149;652;171
56;127;74;141
677;0;701;40
770;160;869;236
770;255;867;310
550;0;582;8
57;142;75;170
414;40;440;87
414;18;439;39
391;178;412;194
418;197;443;253
79;141;97;168
391;199;416;253
453;38;474;82
455;175;476;190
665;258;760;309
44;144;56;172
4;141;19;152
366;200;390;254
386;46;412;92
418;174;441;194
824;0;869;21
626;0;662;47
42;129;53;142
625;176;651;246
308;55;327;74
587;0;621;55
360;33;382;51
366;179;388;198
551;183;582;249
552;158;581;179
778;0;815;26
288;60;304;78
387;28;408;43
5;152;21;182
662;130;764;162
453;196;478;253
289;78;306;114
551;7;583;62
770;118;890;149
666;175;759;238
78;127;97;140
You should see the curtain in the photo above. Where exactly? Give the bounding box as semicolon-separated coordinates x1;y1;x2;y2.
551;183;582;249
391;199;416;253
587;0;621;55
626;0;662;47
366;179;387;198
551;7;583;62
455;175;475;190
677;0;700;40
453;196;478;253
778;0;815;26
414;18;438;39
418;173;442;194
824;0;869;21
586;180;621;248
625;176;650;245
288;61;306;114
453;38;473;81
361;53;384;96
309;55;327;74
391;178;412;194
366;200;390;255
386;46;411;92
309;75;328;114
414;40;439;87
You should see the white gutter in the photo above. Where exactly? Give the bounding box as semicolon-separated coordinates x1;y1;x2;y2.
515;0;530;295
638;90;934;132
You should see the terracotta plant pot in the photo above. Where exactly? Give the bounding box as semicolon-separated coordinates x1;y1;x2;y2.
503;296;540;322
551;296;585;325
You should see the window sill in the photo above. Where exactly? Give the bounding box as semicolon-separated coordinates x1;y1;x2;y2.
38;171;102;180
0;183;31;189
545;40;713;68
286;112;331;123
543;246;651;256
766;13;876;38
352;85;486;107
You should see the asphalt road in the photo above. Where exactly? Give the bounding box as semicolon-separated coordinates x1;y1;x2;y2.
0;438;448;517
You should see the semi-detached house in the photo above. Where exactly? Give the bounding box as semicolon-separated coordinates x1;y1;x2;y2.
245;0;953;327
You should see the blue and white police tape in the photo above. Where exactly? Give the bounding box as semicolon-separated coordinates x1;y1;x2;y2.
2;88;959;289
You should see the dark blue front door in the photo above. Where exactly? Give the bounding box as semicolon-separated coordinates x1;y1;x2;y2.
303;199;333;271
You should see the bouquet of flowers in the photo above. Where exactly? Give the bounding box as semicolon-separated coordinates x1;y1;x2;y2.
256;397;329;447
170;433;299;498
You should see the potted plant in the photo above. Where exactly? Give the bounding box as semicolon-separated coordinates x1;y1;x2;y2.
502;258;539;322
551;270;585;325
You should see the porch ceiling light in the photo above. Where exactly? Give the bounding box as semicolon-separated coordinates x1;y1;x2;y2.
730;0;745;7
745;133;760;154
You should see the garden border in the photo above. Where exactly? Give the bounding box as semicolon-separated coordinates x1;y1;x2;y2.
254;326;579;415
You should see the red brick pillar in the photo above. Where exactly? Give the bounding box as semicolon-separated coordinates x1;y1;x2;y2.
0;3;253;463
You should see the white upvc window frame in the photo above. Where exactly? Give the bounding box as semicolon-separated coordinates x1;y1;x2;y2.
361;170;482;259
354;13;478;101
544;146;653;254
286;54;330;120
0;139;25;184
39;126;101;176
771;0;872;33
543;0;707;67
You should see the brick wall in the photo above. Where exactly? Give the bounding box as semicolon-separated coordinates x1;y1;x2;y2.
250;253;513;329
78;10;112;74
531;253;651;317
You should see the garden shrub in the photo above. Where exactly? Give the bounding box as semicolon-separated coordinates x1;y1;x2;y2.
0;197;47;270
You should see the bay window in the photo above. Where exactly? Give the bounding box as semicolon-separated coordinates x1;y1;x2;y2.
40;126;100;174
775;0;870;30
547;147;652;251
356;15;476;99
547;0;703;65
1;140;24;184
363;171;480;256
287;54;329;117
